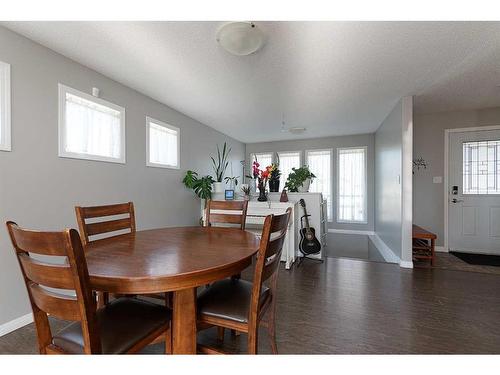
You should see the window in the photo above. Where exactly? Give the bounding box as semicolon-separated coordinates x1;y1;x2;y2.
307;149;332;221
337;147;367;223
146;117;180;169
58;84;125;163
0;61;11;151
278;151;301;186
250;152;273;169
463;140;500;194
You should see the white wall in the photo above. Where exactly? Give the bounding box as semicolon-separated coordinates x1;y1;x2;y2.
374;97;413;266
0;27;245;328
413;106;500;246
246;134;375;231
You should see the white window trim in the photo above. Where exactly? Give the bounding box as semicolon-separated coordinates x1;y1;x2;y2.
58;83;126;164
336;146;368;224
249;152;274;170
306;148;333;222
0;61;11;152
277;150;303;167
146;116;180;170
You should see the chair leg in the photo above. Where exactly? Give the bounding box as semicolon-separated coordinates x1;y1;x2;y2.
165;323;172;354
267;316;278;354
217;327;225;342
231;329;241;337
247;330;258;354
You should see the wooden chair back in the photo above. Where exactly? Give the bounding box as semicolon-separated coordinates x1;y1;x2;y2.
75;202;136;246
6;222;100;354
249;208;292;322
205;200;249;230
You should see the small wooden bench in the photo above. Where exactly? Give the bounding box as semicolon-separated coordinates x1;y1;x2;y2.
412;224;437;266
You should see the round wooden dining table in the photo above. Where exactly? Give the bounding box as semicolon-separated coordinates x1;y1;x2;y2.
84;226;260;354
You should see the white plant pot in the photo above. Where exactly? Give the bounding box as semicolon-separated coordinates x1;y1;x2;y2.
297;179;311;193
213;182;225;193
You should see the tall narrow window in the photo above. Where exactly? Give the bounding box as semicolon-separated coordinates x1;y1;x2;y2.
307;149;332;221
250;153;273;169
0;61;11;151
146;117;180;169
58;84;125;163
337;147;367;223
278;151;301;186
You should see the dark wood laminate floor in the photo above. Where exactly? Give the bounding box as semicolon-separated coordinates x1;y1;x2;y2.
414;252;500;275
1;257;500;354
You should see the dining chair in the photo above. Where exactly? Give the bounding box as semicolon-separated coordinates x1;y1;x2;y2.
75;202;170;307
6;221;172;354
205;199;249;229
196;207;292;354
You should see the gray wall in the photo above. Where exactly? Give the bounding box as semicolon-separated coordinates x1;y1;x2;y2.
374;100;403;259
0;27;245;327
246;134;375;231
374;97;413;264
413;107;500;246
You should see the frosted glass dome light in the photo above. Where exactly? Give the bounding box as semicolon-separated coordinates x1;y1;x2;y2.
216;22;265;56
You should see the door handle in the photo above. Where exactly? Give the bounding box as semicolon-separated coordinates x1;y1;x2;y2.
451;198;464;203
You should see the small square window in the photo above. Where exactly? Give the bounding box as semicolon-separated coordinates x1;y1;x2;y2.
58;84;125;163
146;117;180;169
0;61;11;152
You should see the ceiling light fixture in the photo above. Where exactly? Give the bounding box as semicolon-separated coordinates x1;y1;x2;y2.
280;113;306;135
216;22;265;56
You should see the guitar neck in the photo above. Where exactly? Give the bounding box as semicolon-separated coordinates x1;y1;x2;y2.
303;207;311;229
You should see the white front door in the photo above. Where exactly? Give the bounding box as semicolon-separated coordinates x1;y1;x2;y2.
448;129;500;255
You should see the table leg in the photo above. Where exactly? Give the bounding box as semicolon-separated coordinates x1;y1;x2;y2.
172;288;197;354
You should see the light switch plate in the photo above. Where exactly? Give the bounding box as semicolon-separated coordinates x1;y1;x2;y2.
433;176;443;184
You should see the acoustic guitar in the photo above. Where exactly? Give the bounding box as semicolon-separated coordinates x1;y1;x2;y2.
298;199;322;255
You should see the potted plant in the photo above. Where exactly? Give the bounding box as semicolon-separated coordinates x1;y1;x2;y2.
268;163;281;192
182;170;215;205
285;166;316;192
211;142;231;193
240;184;251;201
224;175;239;191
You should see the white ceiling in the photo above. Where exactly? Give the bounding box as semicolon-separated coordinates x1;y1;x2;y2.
3;21;500;143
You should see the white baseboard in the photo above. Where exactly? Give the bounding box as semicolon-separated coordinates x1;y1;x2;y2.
328;229;375;236
368;234;401;264
399;261;414;268
0;312;33;337
435;246;447;252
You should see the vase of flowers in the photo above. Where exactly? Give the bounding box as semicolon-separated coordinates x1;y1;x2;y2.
257;180;267;201
268;163;281;192
248;159;270;202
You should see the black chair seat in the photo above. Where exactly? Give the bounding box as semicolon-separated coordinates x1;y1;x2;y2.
197;279;270;324
52;298;170;354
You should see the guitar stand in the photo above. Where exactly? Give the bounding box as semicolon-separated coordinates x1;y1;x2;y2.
296;254;324;268
296;214;323;268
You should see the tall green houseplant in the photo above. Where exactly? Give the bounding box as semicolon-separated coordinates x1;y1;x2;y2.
211;142;231;182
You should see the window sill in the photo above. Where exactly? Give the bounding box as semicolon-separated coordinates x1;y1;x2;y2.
59;151;125;164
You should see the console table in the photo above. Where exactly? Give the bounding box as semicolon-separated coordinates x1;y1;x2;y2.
202;199;298;269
